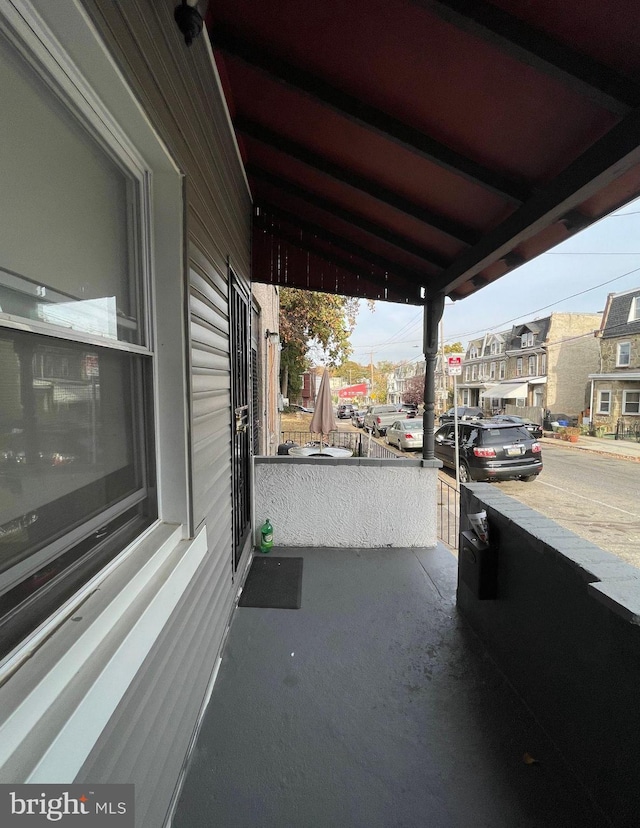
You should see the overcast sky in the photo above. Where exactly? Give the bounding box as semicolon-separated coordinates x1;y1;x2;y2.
349;197;640;366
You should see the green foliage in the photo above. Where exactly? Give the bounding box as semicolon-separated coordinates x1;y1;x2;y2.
444;342;464;353
279;288;359;396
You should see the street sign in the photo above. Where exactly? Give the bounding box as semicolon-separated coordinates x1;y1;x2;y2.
447;355;462;376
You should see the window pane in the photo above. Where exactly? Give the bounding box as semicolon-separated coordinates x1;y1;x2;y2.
0;329;151;589
0;34;142;345
624;392;640;414
618;344;630;365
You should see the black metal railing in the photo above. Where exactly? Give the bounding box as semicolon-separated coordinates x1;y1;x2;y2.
437;475;459;550
615;418;640;442
279;431;399;459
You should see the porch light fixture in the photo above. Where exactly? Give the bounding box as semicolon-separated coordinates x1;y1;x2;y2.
265;329;280;345
174;0;203;46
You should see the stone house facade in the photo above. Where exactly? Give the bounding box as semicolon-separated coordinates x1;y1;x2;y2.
589;288;640;433
458;313;602;416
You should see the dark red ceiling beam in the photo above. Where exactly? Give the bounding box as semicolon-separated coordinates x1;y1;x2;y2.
431;106;640;294
210;25;529;203
415;0;640;116
237;117;480;246
248;165;452;269
255;203;433;287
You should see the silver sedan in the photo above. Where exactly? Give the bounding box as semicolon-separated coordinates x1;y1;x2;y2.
385;419;423;451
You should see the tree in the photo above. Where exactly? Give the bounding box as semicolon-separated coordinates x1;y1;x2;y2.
403;373;425;406
278;288;360;397
370;360;395;403
444;342;464;353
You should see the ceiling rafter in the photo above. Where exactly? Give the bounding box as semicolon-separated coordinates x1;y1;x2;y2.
255;203;432;288
237;117;480;245
211;25;529;203
414;0;640;116
256;220;424;303
248;165;451;269
431;105;640;294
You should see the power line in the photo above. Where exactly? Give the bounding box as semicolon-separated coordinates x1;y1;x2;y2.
442;264;640;344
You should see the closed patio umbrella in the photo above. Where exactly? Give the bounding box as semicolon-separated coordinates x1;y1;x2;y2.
309;368;336;447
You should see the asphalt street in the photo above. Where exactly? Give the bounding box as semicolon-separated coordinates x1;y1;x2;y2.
498;441;640;568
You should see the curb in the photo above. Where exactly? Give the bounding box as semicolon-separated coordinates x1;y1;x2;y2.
541;436;640;463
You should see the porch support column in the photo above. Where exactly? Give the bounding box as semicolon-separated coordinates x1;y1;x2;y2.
423;293;445;460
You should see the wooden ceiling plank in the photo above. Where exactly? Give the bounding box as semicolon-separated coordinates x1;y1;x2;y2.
255;222;424;303
431;105;640;294
249;165;452;268
255;202;433;287
237;117;480;245
416;0;639;116
211;25;529;203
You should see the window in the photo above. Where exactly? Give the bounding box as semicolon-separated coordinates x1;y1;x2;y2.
521;332;534;348
516;357;523;376
0;29;155;656
597;390;611;414
629;297;640;322
489;362;496;379
465;367;470;381
499;362;505;379
470;346;478;359
540;353;547;374
471;365;477;380
528;355;536;375
623;390;640;415
617;343;631;367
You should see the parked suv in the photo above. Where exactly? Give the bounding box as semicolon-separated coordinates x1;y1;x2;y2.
337;403;355;419
438;406;483;425
434;421;542;483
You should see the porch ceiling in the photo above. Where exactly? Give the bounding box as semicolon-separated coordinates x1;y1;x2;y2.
206;1;640;305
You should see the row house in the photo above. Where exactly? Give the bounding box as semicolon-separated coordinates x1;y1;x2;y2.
589;288;640;435
388;359;426;405
458;313;602;416
389;356;454;411
458;331;509;408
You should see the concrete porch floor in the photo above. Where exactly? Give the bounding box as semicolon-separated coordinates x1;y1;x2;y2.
173;545;608;828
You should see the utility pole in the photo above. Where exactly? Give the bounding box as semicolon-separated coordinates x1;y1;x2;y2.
370;351;374;401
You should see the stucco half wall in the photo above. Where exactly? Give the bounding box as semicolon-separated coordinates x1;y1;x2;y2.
254;457;440;547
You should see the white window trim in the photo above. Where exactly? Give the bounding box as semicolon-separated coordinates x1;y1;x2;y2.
516;357;523;376
597;389;611;415
622;389;640;415
616;342;631;367
628;297;640;323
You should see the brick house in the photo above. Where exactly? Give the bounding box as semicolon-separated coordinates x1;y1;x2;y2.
589;288;640;434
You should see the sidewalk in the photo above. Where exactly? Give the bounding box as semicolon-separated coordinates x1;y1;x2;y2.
541;432;640;462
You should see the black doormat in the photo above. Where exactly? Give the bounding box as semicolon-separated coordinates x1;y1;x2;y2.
239;556;303;609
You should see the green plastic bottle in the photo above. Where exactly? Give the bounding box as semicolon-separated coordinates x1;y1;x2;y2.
260;518;274;553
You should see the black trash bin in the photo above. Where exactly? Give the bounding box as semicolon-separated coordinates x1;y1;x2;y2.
277;441;298;455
